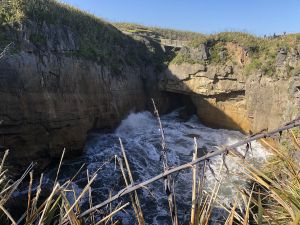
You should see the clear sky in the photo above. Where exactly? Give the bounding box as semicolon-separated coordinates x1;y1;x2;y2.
59;0;300;36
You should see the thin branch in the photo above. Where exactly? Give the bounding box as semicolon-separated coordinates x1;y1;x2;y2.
95;202;130;225
119;139;145;224
79;117;300;218
152;98;178;225
0;204;17;225
190;137;198;225
0;42;13;60
54;148;65;185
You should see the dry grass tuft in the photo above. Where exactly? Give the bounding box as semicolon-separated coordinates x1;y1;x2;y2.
0;116;299;224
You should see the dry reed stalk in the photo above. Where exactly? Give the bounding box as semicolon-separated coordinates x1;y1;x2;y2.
201;162;224;224
29;173;43;220
203;190;244;224
118;138;145;225
59;198;65;224
260;138;300;183
1;162;34;205
231;149;298;223
79;118;300;218
242;185;255;225
26;171;33;223
54;148;65;185
151;98;178;225
87;169;95;225
95;202;130;225
224;200;237;225
117;156;144;225
67;164;86;187
60;191;81;225
108;191;113;225
196;159;207;220
62;174;97;221
37;183;60;225
288;130;300;149
0;204;17;225
0;151;15;225
190;137;198;225
0;150;9;173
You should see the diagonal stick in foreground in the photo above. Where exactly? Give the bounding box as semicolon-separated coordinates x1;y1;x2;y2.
79;117;300;218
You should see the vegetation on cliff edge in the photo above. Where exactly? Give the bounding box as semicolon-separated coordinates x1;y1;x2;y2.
172;32;300;77
1;0;300;77
114;22;204;41
0;0;168;73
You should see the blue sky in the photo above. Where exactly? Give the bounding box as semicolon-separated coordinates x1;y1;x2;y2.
59;0;300;36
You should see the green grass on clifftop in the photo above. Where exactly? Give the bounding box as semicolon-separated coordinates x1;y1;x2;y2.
114;22;204;41
1;0;300;77
0;0;164;72
171;31;300;77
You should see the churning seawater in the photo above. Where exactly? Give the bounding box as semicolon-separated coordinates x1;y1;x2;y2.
41;109;270;224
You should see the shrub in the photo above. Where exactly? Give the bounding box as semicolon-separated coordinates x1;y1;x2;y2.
0;0;24;25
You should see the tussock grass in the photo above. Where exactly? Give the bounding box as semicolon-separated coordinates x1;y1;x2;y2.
0;149;132;225
1;114;299;224
189;128;300;225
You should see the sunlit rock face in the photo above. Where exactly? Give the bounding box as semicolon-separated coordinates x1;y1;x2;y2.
160;61;249;132
160;42;300;133
1;7;300;171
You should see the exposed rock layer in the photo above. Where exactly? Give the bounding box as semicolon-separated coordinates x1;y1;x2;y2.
0;21;168;169
160;43;300;133
1;7;300;170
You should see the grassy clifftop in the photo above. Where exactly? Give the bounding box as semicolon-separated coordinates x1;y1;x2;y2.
114;22;204;41
0;0;163;71
113;22;300;77
171;32;300;77
1;0;300;77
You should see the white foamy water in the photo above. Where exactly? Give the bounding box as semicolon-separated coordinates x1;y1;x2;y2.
43;109;270;224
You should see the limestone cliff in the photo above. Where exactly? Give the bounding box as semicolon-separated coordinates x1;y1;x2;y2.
1;1;300;171
0;0;170;169
160;35;300;133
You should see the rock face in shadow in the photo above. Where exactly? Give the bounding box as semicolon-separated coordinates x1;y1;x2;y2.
1;5;300;170
160;42;300;133
0;20;167;170
0;1;190;170
191;93;250;132
0;54;147;168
